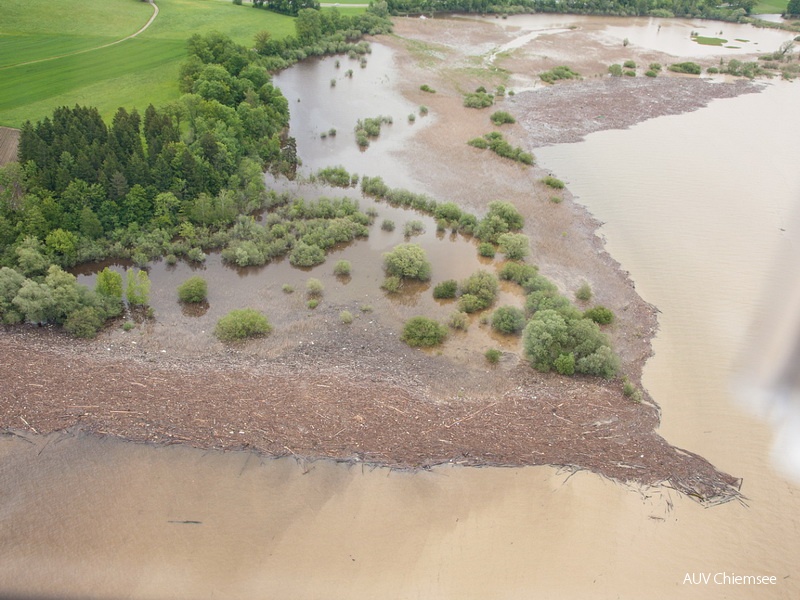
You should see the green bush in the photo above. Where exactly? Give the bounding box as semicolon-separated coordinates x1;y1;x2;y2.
645;69;658;77
499;262;538;286
381;276;402;293
383;243;432;281
541;176;565;189
122;321;135;331
475;201;524;243
608;64;623;77
333;260;352;276
419;105;429;116
282;284;294;294
575;346;619;379
575;281;592;302
497;233;530;260
623;59;637;69
126;268;150;307
289;242;326;267
401;316;448;347
584;306;615;325
540;65;580;83
403;220;425;237
340;310;354;324
669;62;702;75
420;84;436;93
490;111;516;125
433;279;458;299
463;91;494;108
491;306;526;334
458;270;499;313
478;242;496;258
649;63;662;72
307;298;319;309
64;306;105;339
215;309;272;342
447;311;469;330
306;278;324;297
554;352;576;376
485;348;502;364
177;276;208;303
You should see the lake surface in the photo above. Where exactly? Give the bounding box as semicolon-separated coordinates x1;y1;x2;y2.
2;15;800;599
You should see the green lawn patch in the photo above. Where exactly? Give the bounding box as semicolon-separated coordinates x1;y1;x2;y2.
693;36;727;46
752;0;788;14
0;0;295;127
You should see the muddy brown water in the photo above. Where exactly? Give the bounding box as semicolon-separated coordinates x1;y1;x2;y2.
3;15;800;599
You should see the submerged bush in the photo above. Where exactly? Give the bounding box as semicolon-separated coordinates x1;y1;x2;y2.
491;306;526;334
433;279;458;299
458;270;499;313
333;260;352;276
447;311;469;330
383;243;432;281
401;316;448;347
215;309;272;341
177;276;208;303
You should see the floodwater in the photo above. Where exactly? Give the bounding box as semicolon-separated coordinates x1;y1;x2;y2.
3;15;800;599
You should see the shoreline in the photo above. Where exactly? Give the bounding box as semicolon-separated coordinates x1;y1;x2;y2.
0;15;769;504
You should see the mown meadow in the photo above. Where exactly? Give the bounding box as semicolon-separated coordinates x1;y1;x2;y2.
0;0;300;127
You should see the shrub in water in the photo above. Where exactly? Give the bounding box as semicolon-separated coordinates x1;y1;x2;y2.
433;279;458;299
491;306;526;334
177;276;208;303
478;242;496;258
458;270;499;312
306;278;324;297
381;219;395;231
448;311;469;330
383;243;432;281
381;276;402;293
403;220;425;237
334;260;352;276
215;309;272;341
401;316;448;347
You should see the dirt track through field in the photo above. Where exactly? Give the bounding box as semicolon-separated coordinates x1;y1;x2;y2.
0;127;19;165
0;0;159;71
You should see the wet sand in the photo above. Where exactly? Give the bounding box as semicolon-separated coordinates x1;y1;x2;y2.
0;15;769;503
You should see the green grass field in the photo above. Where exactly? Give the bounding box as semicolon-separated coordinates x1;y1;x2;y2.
753;0;789;13
0;0;298;127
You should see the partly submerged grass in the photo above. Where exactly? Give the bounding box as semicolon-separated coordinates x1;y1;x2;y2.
693;36;727;46
0;0;295;127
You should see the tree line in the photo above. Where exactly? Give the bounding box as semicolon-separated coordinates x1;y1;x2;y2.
386;0;760;20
